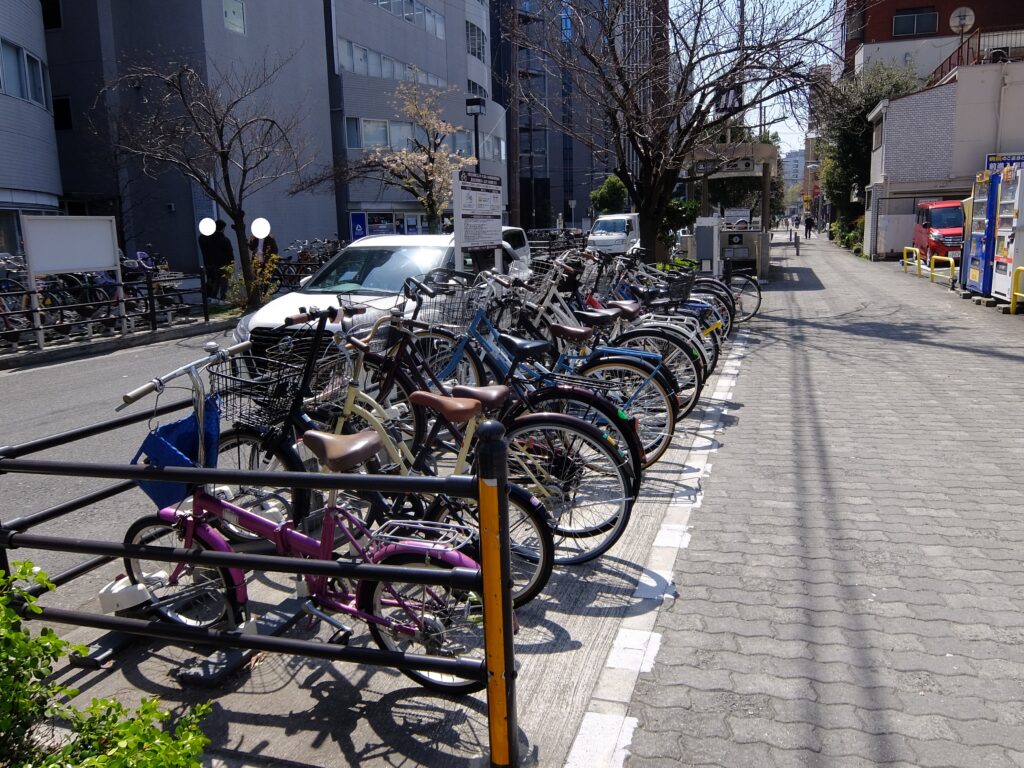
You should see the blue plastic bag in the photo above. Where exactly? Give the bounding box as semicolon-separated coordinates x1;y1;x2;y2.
132;396;221;508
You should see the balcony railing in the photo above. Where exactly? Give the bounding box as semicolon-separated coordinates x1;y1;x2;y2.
928;26;1024;85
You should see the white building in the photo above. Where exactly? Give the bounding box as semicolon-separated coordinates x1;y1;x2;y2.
864;61;1024;258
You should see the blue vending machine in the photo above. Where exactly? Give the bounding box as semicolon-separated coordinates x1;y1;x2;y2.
964;170;998;295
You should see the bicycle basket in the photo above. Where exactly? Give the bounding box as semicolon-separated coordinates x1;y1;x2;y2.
207;355;304;428
417;284;485;327
131;395;221;509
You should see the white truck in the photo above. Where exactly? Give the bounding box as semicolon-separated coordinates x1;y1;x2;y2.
586;213;640;254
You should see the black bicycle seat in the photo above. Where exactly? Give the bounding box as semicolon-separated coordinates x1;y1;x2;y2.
498;333;553;360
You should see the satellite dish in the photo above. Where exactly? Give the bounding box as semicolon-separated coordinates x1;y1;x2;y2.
950;7;975;35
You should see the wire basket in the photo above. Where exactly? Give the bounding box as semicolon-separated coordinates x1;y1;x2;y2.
417;284;485;327
208;355;304;428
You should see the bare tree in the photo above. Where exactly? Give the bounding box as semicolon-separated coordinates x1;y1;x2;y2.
295;81;474;234
507;0;839;253
101;56;309;311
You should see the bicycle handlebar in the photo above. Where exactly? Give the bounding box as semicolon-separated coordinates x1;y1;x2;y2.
404;276;436;299
280;305;339;328
118;340;252;409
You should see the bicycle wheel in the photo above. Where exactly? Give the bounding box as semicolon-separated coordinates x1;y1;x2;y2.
412;328;487;390
357;351;428;450
504;414;633;564
358;551;486;694
576;357;678;466
729;274;762;321
510;385;645;485
123;515;245;628
611;327;705;424
425;485;554;607
216;427;312;540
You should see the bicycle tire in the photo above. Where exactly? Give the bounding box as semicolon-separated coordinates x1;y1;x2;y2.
729;274;762;321
509;384;645;485
611;327;705;424
504;413;633;564
425;484;554;607
123;515;246;628
575;356;678;466
357;550;487;694
352;351;428;450
216;427;312;540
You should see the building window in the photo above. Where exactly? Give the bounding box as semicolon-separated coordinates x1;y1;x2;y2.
41;0;62;29
390;121;413;148
338;39;353;71
346;117;361;148
892;8;937;37
363;119;389;147
53;96;72;129
466;21;487;62
1;40;27;99
223;0;245;34
382;56;394;79
25;53;45;106
367;49;382;77
468;79;488;99
872;119;883;150
353;45;368;75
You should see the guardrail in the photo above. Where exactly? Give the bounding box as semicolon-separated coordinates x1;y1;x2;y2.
929;254;958;286
0;402;520;766
1010;266;1024;314
902;246;923;277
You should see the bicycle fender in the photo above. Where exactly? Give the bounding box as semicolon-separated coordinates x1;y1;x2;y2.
371;542;479;570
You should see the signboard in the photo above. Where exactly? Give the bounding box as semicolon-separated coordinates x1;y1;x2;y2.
985;152;1024;171
453;170;503;270
21;215;119;274
349;212;367;241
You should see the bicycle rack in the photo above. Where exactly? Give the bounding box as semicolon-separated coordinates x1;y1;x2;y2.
0;403;521;767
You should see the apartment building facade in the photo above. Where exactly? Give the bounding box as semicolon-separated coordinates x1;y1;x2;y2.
6;0;512;270
0;0;61;255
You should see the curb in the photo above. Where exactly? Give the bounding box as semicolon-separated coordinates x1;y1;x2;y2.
0;317;239;372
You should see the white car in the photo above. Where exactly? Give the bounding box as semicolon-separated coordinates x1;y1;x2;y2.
232;233;528;352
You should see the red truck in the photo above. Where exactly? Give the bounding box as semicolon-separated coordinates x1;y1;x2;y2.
913;200;964;264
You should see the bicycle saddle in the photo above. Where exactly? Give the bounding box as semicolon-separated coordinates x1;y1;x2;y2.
573;308;621;327
303;430;383;472
498;333;553;360
605;300;642;320
409;391;482;423
547;324;594;342
450;384;511;411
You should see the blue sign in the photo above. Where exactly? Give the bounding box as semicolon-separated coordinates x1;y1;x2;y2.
985;153;1024;171
350;212;367;241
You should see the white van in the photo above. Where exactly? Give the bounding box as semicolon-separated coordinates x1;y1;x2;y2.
586;213;640;254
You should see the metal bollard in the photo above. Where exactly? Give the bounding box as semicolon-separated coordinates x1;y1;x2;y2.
476;420;519;768
794;234;800;257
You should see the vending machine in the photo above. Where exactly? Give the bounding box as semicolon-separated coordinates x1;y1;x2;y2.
964;170;998;295
992;166;1024;301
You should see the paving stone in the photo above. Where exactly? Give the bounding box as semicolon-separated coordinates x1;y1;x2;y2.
624;237;1024;766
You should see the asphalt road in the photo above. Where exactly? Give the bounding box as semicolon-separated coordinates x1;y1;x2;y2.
0;326;240;611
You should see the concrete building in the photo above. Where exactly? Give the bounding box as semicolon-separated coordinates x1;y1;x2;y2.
39;0;510;268
840;0;1024;80
331;0;508;237
47;0;336;270
863;61;1024;258
782;149;805;189
0;0;61;255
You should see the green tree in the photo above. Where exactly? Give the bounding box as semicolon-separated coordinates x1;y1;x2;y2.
590;175;629;215
816;63;919;228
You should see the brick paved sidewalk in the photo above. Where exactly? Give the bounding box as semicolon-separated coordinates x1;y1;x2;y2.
625;237;1024;766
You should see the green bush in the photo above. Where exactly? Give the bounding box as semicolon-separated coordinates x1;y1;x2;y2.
0;562;210;768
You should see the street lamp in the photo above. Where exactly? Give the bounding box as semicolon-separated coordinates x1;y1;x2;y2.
465;97;486;174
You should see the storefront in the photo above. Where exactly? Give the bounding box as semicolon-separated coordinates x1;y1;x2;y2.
350;211;433;239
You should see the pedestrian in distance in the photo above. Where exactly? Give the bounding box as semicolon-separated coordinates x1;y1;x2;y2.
198;219;234;300
804;215;815;239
